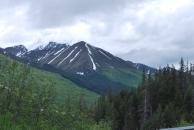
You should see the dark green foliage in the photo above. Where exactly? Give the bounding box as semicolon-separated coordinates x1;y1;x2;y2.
94;59;194;130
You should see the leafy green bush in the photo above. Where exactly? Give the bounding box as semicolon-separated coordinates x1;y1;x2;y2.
0;55;109;130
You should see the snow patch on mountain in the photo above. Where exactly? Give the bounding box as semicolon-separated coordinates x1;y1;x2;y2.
38;56;43;61
85;43;92;55
70;49;82;63
54;48;65;55
42;52;51;60
76;72;84;75
44;42;58;50
85;44;97;70
147;70;150;74
58;47;78;65
16;51;22;57
89;54;97;70
35;45;45;51
48;47;70;64
99;50;111;60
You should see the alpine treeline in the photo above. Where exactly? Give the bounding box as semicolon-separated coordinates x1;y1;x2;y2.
94;58;194;130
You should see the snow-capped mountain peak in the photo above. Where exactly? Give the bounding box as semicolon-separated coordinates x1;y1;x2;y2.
35;45;45;51
1;41;156;74
34;42;69;51
35;41;133;72
4;45;28;57
44;42;58;50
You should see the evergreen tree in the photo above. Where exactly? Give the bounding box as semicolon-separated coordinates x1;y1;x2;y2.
94;95;106;122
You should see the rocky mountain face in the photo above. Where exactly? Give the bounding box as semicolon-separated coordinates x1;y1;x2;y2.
4;45;28;57
31;41;135;73
0;41;156;93
22;42;69;63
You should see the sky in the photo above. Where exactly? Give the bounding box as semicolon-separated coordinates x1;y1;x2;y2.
0;0;194;67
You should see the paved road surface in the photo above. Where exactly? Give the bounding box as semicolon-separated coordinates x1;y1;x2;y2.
160;126;194;130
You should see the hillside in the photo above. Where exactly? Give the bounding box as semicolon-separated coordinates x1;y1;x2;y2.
0;54;110;130
101;67;142;88
0;54;99;104
32;68;99;104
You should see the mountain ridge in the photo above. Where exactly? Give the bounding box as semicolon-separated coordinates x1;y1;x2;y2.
0;41;156;73
0;41;156;93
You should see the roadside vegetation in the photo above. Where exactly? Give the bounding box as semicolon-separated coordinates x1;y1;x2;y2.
0;55;109;130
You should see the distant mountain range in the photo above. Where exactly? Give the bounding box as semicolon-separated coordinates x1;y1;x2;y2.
0;41;156;93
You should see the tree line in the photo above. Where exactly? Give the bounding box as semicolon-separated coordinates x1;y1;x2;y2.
94;58;194;130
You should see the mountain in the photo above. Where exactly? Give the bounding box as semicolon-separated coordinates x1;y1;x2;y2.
1;41;156;93
4;45;28;57
130;62;156;74
31;41;135;72
0;48;4;54
22;42;69;62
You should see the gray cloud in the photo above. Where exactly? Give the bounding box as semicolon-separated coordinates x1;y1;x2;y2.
0;0;194;67
27;0;131;28
118;48;194;68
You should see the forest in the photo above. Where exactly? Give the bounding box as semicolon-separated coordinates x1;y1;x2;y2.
0;56;193;130
94;59;194;130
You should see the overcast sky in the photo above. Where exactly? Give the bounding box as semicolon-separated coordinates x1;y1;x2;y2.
0;0;194;67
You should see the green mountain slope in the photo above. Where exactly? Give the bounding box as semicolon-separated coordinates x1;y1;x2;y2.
100;67;142;89
32;68;99;104
0;55;99;104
